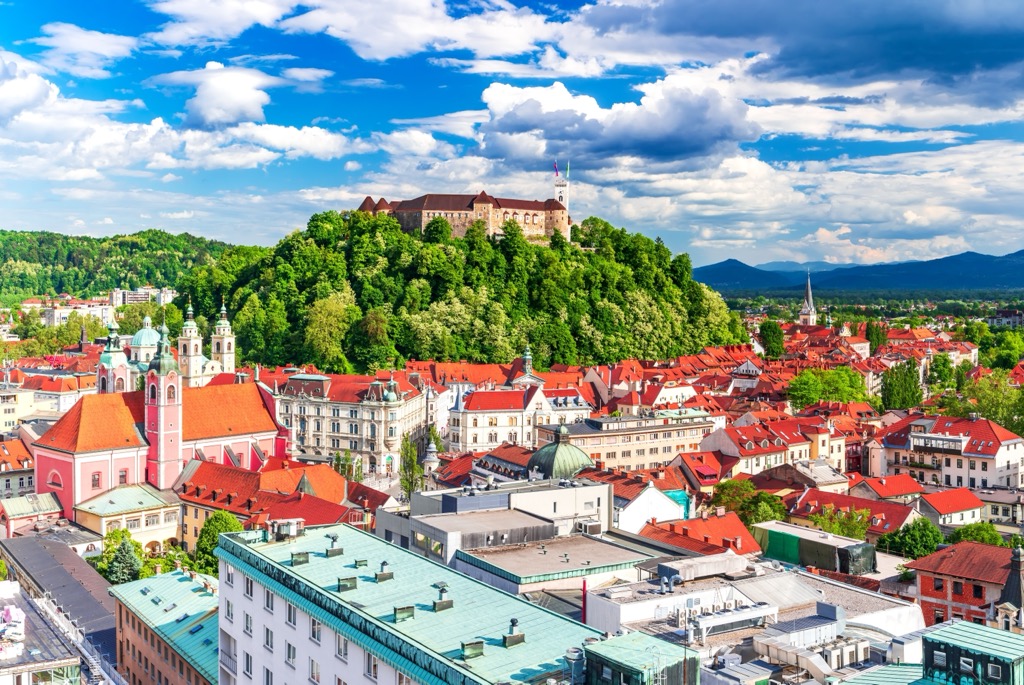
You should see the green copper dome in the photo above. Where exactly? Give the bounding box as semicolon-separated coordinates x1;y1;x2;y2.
130;316;161;348
527;424;593;480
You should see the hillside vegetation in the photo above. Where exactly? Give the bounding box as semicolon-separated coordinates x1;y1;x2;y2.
0;229;230;298
176;212;746;372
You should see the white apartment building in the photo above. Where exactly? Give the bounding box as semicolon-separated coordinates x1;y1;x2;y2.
275;372;441;476
108;286;178;307
448;386;590;452
215;523;688;685
534;409;715;472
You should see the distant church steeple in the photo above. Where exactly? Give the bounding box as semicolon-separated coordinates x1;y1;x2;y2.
799;271;817;326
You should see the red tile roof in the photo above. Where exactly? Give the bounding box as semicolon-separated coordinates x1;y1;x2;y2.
433;453;478;488
676;451;738;486
919;488;984;515
244;491;351;528
854;474;924;498
37;383;280;454
906;541;1010;585
462;390;526;411
0;438;32;471
791;488;916;536
639;512;761;554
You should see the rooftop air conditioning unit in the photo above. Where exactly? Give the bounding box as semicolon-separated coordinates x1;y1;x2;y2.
584;522;602;535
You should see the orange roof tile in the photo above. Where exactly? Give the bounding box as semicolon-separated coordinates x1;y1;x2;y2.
919;488;984;515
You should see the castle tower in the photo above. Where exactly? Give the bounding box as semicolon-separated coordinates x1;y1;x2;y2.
799;272;817;326
210;304;236;375
144;324;182;489
178;302;205;388
97;321;131;394
554;160;569;216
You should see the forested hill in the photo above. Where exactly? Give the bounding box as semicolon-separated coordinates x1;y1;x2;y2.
0;229;230;297
176;212;747;372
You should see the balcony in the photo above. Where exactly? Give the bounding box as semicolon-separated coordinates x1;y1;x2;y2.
219;651;237;674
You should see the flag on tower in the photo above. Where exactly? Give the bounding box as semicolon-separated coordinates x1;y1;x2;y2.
553;160;559;177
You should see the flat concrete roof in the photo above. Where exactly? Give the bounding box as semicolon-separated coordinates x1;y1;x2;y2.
461;535;651;579
415;508;551;534
752;519;866;547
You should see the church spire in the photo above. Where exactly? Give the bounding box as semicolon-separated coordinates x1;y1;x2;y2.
799;271;817;326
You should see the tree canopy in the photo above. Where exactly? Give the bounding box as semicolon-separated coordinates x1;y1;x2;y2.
398;434;423;502
875;517;944;559
759;321;784;359
945;521;1005;546
787;367;869;410
175;212;745;372
881;359;923;410
809;504;871;539
194;511;243;573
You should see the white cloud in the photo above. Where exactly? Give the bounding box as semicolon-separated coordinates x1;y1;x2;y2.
343;160;361;171
160;210;194;219
152;61;285;128
0;59;57;123
29;23;137;78
97;217;114;224
146;0;298;46
161;173;182;182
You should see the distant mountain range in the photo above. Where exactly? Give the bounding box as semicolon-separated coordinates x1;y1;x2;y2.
695;250;1024;292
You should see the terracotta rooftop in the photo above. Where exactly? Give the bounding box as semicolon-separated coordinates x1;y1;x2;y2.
919;488;984;515
906;541;1011;585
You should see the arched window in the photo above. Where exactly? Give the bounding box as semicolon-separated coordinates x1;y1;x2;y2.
115;378;124;392
227;342;233;351
167;385;177;402
216;342;221;353
47;471;62;488
194;344;199;354
149;384;157;401
99;377;108;392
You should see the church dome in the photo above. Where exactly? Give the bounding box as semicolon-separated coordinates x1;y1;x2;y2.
526;424;593;480
131;316;161;348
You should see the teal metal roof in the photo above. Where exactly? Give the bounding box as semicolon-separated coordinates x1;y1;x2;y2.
583;631;696;673
108;571;219;684
840;664;925;685
217;524;606;685
2;492;62;518
926;620;1024;661
75;483;178;517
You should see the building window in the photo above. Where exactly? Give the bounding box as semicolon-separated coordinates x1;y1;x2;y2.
286;643;296;667
244;577;254;598
225;600;233;621
264;627;274;651
225;566;234;585
309;658;321;684
119;469;128;485
243;652;252;677
310;617;321;643
365;654;378;680
91;472;101;489
973;584;984;599
989;664;1002;679
337;634;348;660
286;603;296;626
264;667;273;685
164;511;177;523
934;651;946;667
265;589;274;612
933;577;944;591
127;518;140;530
397;674;413;685
953;581;963;595
145;514;159;526
960;657;973;673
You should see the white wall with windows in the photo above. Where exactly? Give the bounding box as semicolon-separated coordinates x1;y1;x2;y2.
218;559;419;685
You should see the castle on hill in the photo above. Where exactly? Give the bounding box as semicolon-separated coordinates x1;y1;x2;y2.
358;174;572;241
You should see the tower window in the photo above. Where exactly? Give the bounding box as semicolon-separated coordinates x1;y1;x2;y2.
100;378;108;392
150;384;157;401
167;385;177;402
216;342;221;353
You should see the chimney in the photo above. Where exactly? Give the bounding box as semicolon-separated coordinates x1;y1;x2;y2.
154;564;162;575
715;506;726;517
734;536;742;550
650;517;657;526
174;560;182;571
702;510;709;520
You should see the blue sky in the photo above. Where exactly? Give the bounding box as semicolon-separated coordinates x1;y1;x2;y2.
2;1;1024;266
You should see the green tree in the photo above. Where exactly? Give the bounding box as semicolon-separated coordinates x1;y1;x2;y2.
107;539;143;584
809;504;871;539
942;371;1024;436
710;479;757;514
875;517;944;559
0;558;7;581
759;320;784;359
881;359;923;410
864;321;887;355
194;511;243;573
423;216;452;244
398;434;423;502
304;289;360;372
946;521;1004;546
429;424;444;453
927;353;954;389
738;492;787;526
787;370;824;410
336;448;362;482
